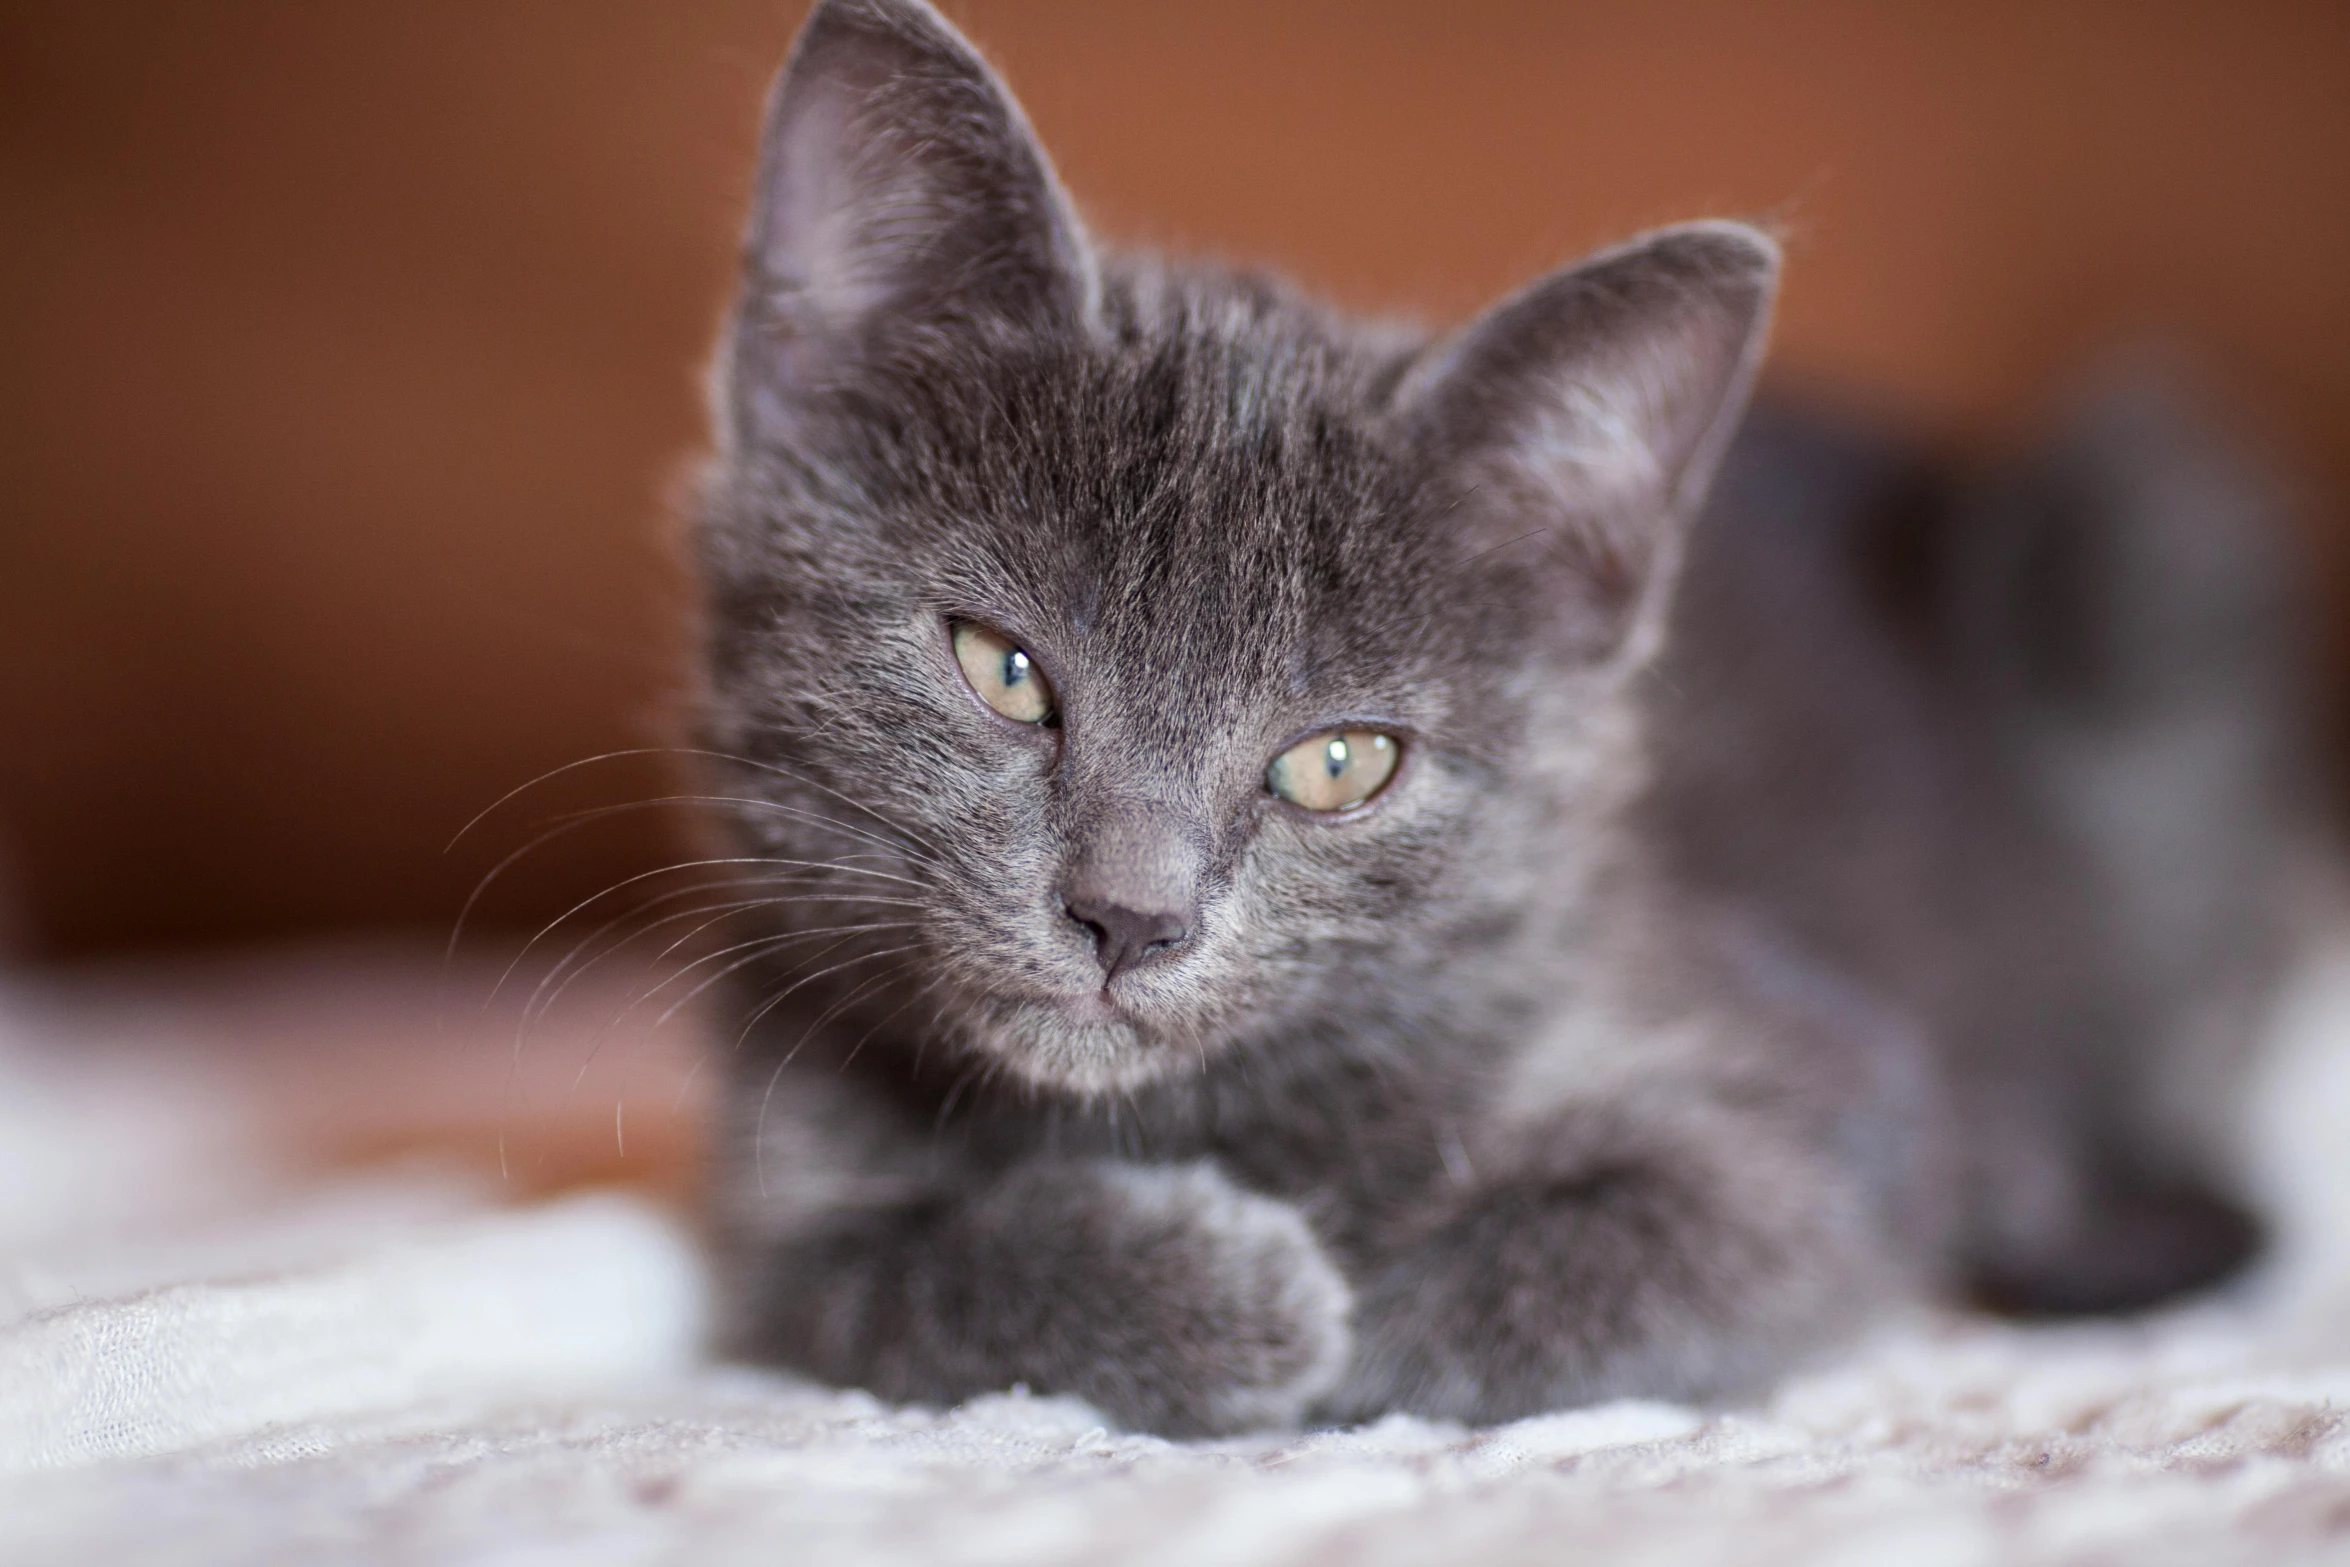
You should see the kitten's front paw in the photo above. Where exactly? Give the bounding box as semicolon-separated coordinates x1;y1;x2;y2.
991;1161;1353;1436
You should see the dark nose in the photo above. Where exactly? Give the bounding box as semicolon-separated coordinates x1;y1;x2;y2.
1059;799;1202;985
1062;893;1191;983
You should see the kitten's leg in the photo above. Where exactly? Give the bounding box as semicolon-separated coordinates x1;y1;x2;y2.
731;1156;1354;1437
1969;1176;2261;1316
1325;1103;1889;1425
1959;1101;2263;1315
1940;376;2302;1314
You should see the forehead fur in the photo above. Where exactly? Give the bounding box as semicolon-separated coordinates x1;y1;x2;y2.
707;258;1521;720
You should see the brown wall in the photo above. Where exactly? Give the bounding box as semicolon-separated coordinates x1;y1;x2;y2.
4;1;2347;959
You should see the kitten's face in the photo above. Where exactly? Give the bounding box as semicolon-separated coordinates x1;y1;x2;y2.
705;316;1528;1093
696;0;1774;1095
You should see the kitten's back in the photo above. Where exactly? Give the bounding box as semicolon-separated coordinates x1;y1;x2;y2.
1645;386;2308;1312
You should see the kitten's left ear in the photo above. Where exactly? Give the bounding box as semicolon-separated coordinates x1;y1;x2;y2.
1401;222;1779;663
726;0;1098;447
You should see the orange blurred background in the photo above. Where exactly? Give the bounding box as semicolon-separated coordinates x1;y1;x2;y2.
6;0;2350;964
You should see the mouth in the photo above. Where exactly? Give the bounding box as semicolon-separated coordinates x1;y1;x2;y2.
1059;987;1123;1026
953;990;1171;1096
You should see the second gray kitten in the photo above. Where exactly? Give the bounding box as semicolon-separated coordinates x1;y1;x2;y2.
688;0;2312;1434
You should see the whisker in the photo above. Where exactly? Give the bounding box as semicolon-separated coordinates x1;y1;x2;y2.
836;972;946;1074
446;744;943;863
444;744;958;1186
670;1049;708;1116
517;872;807;1022
502;799;914;926
548;921;922;1121
456;808;776;978
476;851;929;1020
792;963;913;1062
733;941;925;1053
907;980;969;1082
640;893;917;974
521;882;923;1042
650;923;924;1035
934;1062;985;1132
752;951;924;1198
538;867;923;988
647;913;921;1009
526;791;933;869
486;884;918;1161
705;741;954;862
446;735;944;976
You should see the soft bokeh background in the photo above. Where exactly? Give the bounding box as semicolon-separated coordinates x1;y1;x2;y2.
5;0;2348;967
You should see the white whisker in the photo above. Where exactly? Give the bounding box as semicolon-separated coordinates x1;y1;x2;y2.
751;948;925;1198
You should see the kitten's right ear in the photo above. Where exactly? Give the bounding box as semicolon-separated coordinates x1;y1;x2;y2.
726;0;1097;447
1399;222;1779;666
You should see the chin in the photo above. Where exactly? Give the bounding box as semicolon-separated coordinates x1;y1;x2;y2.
958;995;1195;1098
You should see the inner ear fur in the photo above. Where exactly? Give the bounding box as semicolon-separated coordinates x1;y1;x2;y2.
1400;222;1780;662
728;0;1098;445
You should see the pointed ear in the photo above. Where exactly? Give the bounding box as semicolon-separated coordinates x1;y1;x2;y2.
726;0;1096;446
1400;222;1779;662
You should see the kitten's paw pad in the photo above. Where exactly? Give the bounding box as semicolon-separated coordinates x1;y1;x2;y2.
1024;1162;1353;1435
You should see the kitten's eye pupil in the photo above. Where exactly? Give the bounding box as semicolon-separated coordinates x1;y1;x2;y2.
1269;729;1399;813
953;620;1056;726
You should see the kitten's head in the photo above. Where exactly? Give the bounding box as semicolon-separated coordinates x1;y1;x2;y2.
695;0;1775;1096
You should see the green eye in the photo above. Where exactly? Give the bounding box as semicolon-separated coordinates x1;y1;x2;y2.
952;621;1056;725
1267;729;1399;813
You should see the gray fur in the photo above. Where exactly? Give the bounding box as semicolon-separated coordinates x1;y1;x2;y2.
690;0;2307;1432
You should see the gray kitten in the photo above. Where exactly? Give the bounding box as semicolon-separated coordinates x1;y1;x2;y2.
689;0;2311;1434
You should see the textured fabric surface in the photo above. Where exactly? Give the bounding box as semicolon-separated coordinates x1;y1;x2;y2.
4;950;2350;1566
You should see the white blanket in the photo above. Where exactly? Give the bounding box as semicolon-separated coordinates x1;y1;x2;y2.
5;949;2350;1565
